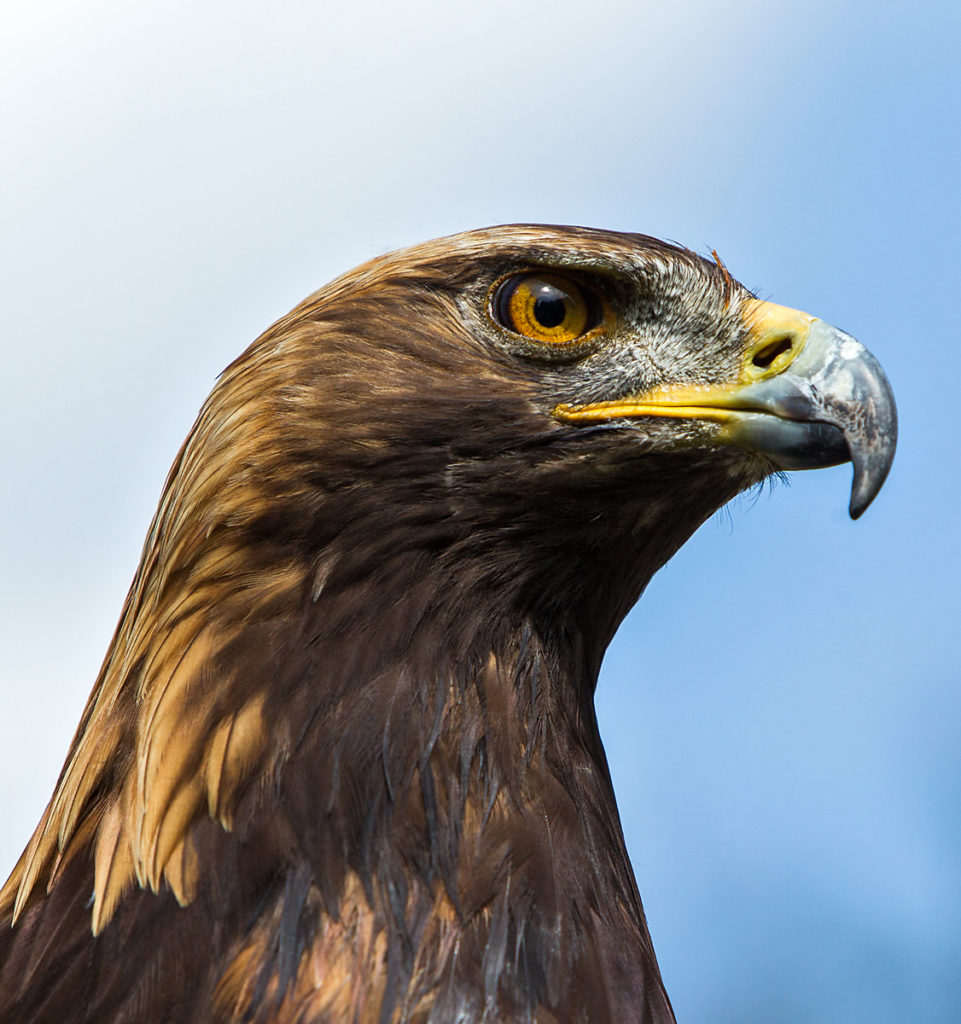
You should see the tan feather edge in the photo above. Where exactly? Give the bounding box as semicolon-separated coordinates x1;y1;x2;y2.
92;800;133;935
5;349;296;934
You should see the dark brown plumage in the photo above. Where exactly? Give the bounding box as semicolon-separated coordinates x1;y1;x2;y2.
0;225;896;1023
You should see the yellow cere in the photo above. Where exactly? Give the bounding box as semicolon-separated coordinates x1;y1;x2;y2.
738;298;813;382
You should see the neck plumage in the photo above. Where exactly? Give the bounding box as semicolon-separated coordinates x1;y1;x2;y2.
192;591;674;1024
2;545;676;1024
261;608;673;1023
3;413;720;1023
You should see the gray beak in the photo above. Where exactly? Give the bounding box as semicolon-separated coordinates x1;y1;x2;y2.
724;319;898;518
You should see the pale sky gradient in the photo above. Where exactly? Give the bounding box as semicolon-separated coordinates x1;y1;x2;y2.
1;2;958;1021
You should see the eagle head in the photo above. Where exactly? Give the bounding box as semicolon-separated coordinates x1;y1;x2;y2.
0;225;896;1024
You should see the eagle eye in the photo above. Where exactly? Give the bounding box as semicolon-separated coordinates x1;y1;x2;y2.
492;273;601;345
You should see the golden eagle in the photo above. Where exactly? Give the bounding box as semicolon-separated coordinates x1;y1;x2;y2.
0;226;896;1023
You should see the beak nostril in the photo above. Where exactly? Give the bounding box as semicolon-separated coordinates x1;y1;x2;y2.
752;335;793;369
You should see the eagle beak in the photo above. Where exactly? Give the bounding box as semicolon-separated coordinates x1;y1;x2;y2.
553;300;898;518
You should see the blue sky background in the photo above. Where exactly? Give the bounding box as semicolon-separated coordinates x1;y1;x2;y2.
1;2;958;1020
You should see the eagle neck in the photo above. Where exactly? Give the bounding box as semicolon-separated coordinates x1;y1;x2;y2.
275;600;674;1022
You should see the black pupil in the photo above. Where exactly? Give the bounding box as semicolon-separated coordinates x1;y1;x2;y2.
533;285;568;328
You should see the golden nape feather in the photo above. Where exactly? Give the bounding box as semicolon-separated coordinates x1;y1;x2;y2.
0;225;896;1024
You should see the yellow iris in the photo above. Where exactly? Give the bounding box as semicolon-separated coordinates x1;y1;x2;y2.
496;273;591;344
